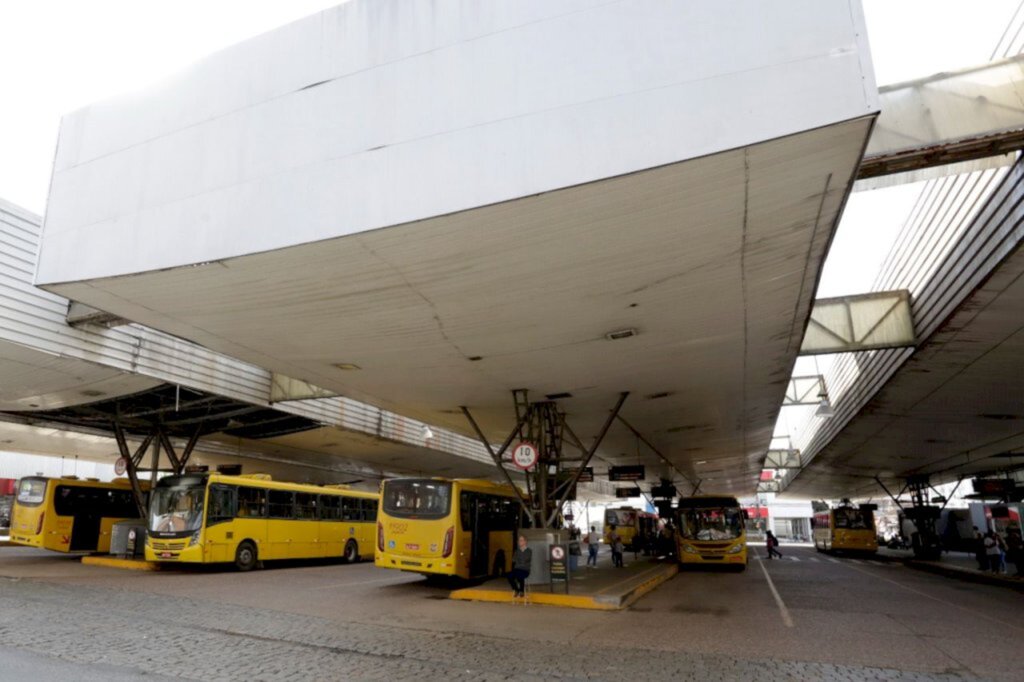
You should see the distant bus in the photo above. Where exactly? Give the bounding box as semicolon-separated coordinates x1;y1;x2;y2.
9;476;146;553
376;478;520;579
604;507;658;550
145;473;378;570
813;503;877;554
674;495;747;569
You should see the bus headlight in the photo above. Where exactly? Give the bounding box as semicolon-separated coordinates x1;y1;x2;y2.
187;530;201;547
727;544;743;554
681;544;699;554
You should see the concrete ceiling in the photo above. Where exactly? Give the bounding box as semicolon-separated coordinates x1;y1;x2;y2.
0;339;161;411
49;117;874;494
785;240;1024;499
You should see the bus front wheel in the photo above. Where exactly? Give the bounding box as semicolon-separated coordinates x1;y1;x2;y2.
235;541;258;571
344;540;359;564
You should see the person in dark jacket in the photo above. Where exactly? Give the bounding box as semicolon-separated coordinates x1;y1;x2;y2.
507;534;532;597
766;530;783;559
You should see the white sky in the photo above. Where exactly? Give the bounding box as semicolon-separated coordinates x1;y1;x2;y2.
0;0;1019;215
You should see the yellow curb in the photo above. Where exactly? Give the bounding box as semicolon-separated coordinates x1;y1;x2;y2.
449;563;678;610
620;562;678;608
81;555;162;571
449;587;619;610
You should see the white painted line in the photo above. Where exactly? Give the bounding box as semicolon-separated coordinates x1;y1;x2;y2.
788;556;800;561
850;559;863;564
757;558;794;628
807;557;819;563
826;557;840;563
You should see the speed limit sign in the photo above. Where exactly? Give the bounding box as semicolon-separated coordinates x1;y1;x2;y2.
511;441;539;470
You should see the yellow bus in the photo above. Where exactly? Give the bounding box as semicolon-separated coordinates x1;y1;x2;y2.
675;495;748;570
604;506;658;551
813;503;878;554
376;478;520;579
9;476;147;553
145;473;378;570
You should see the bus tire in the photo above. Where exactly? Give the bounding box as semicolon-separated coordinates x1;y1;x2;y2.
492;550;506;577
344;539;359;564
235;541;258;571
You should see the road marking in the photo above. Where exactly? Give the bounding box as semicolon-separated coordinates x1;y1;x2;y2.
757;557;794;628
839;561;1024;633
849;559;862;564
807;557;819;563
788;556;800;561
826;557;840;563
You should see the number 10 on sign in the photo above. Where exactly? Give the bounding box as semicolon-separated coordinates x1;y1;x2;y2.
511;442;539;470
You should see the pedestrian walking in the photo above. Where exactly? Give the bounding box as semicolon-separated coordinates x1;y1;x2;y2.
585;526;600;567
507;534;532;597
766;530;783;559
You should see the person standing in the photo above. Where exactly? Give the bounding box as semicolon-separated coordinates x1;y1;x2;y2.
585;525;600;567
983;531;1001;574
1006;528;1023;577
973;526;988;571
766;530;783;559
609;526;624;567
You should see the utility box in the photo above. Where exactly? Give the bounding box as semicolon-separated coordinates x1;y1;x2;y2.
110;521;147;557
521;528;573;585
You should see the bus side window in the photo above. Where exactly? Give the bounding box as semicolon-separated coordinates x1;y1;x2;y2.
295;493;317;520
237;487;267;518
208;485;235;524
342;497;360;521
360;498;377;522
320;495;341;521
268;490;295;519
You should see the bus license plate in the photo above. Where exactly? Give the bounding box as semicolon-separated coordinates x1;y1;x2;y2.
160;552;172;558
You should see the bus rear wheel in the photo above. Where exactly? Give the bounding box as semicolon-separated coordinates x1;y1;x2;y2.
235;541;258;571
344;540;359;564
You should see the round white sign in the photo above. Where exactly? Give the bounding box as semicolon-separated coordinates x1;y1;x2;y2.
551;545;565;560
511;441;539;470
114;457;127;476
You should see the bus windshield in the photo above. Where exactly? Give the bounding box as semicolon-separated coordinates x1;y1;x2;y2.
16;478;46;506
382;480;452;519
834;507;873;530
150;485;206;533
680;507;744;541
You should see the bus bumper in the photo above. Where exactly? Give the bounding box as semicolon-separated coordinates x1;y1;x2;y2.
375;549;458;576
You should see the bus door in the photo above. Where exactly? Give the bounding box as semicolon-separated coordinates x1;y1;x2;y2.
55;486;101;551
467;494;490;577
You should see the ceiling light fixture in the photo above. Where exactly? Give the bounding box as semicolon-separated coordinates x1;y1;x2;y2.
422;425;435;440
605;328;638;341
333;363;361;371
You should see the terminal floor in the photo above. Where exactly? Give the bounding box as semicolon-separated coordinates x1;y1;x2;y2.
0;545;1021;681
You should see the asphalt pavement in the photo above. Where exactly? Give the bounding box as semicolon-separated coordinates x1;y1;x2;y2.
0;545;1020;680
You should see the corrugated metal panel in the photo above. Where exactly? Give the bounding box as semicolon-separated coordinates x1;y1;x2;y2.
0;197;493;467
784;159;1024;490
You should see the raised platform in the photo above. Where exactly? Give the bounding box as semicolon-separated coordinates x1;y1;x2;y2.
449;558;677;610
81;555;162;571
